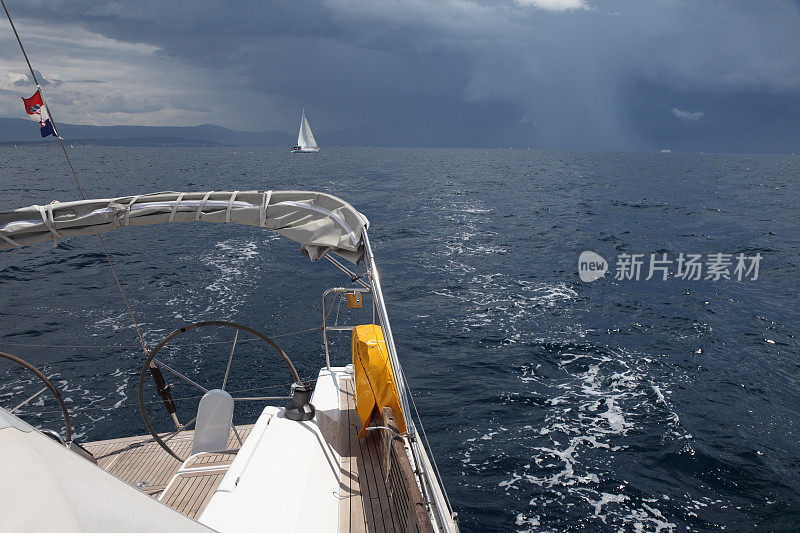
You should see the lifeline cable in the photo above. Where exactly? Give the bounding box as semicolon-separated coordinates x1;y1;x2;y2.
16;378;319;417
0;326;324;350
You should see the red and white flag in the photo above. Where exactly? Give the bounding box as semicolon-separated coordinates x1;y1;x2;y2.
21;90;55;137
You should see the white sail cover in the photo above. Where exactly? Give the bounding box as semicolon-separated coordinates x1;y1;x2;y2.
297;111;318;149
0;408;213;532
0;190;368;263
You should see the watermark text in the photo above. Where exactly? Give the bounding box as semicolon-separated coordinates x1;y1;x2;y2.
578;251;761;282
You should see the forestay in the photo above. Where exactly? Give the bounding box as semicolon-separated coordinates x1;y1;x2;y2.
0;190;368;263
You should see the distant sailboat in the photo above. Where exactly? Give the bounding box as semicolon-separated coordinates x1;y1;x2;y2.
292;109;319;153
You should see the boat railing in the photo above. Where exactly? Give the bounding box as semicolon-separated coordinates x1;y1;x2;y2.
359;229;458;532
321;286;373;370
371;406;436;533
321;236;458;531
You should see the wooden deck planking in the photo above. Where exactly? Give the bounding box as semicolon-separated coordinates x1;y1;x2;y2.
358;416;387;532
183;451;236;469
189;474;221;517
81;425;252;510
161;469;227;519
337;377;435;533
109;435;192;492
339;379;367;533
339;376;405;533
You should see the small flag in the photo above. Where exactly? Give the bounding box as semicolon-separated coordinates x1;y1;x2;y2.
21;90;56;138
40;119;55;138
22;90;44;116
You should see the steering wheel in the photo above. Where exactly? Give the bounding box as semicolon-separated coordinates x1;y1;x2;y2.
0;351;72;443
138;321;301;462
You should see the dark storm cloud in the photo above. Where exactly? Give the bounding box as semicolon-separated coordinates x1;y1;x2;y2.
3;0;800;151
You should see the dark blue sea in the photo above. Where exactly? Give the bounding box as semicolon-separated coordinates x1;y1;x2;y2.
1;146;798;532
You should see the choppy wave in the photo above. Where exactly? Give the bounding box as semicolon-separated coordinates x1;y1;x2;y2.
458;343;722;531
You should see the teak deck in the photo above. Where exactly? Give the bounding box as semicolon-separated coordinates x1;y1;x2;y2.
337;376;434;533
80;376;431;531
81;425;253;519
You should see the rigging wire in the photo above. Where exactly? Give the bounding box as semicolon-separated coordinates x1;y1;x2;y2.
12;378;319;417
407;381;454;514
0;0;149;357
0;0;85;199
0;326;323;350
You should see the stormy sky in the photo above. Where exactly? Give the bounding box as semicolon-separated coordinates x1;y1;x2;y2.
0;0;799;152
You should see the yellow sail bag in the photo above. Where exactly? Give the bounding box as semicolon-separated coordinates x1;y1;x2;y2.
352;324;406;438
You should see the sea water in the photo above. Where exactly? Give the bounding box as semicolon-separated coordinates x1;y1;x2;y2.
0;146;798;531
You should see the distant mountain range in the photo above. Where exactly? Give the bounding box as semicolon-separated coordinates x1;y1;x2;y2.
0;118;290;146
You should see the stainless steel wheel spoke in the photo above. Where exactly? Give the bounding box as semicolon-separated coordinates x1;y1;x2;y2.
231;423;243;446
153;359;208;393
232;395;291;401
139;320;301;463
10;386;47;413
162;416;197;444
222;330;238;391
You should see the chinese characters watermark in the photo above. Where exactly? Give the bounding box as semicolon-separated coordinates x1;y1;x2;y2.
579;251;761;282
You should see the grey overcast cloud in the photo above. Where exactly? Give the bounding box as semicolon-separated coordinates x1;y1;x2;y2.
1;0;798;152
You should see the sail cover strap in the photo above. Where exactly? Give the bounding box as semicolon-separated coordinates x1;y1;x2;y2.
196;191;213;221
0;190;369;264
125;195;140;226
225;191;239;223
169;193;186;222
259;191;272;228
275;200;359;246
36;203;62;246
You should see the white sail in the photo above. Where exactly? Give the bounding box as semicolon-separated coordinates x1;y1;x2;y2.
302;115;317;148
296;110;318;150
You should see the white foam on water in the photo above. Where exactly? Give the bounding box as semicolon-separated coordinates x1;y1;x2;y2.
92;311;143;333
424;195;587;346
598;397;630;433
436;200;508;258
460;345;708;530
200;239;259;314
426;260;580;345
588;491;629;520
112;373;129;409
515;512;541;530
157;238;263;322
0;364;136;441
